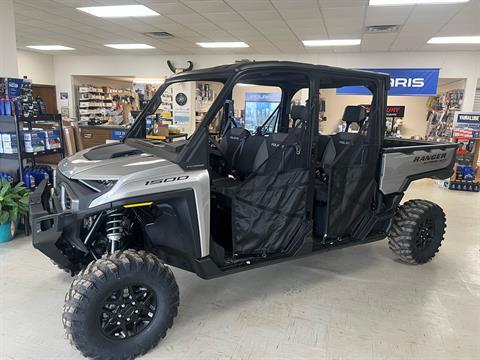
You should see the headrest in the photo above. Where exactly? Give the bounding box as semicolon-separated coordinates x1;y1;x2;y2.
226;127;250;140
290;105;307;121
342;105;367;124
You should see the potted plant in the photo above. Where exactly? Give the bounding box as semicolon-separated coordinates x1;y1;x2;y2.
0;180;29;243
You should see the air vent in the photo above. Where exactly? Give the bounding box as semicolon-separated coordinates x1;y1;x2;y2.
143;31;174;39
365;25;400;33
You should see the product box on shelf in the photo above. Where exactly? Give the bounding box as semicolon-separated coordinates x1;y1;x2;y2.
0;78;6;98
40;130;62;150
1;132;18;154
23;131;46;153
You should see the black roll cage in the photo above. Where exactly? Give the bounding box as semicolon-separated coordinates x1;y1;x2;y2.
125;61;389;170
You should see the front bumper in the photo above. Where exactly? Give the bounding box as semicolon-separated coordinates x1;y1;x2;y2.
29;180;90;269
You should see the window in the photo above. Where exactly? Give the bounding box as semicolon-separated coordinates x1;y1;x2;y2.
232;84;282;133
141;80;224;140
318;86;373;135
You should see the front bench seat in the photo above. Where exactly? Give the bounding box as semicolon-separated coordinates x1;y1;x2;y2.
212;135;268;198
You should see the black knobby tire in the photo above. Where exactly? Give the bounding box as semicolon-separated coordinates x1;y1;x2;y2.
388;199;446;264
63;250;179;360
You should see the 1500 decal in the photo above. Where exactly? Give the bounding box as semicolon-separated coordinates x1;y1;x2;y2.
145;176;189;185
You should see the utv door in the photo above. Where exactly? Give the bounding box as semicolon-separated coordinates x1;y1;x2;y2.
325;89;385;240
231;83;315;256
231;131;311;256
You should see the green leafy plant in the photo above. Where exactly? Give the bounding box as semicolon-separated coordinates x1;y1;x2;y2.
0;180;29;225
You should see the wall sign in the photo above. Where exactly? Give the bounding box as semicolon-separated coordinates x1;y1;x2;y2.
386;106;405;117
245;92;281;102
175;92;187;106
172;82;194;133
111;129;127;140
453;112;480;138
361;105;405;117
337;68;440;96
7;78;24;98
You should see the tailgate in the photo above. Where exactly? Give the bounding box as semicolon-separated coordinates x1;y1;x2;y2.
380;143;457;194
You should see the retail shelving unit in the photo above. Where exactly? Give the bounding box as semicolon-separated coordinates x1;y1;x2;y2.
0;114;64;181
76;85;136;124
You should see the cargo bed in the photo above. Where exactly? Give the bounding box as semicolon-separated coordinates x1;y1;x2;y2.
380;138;457;194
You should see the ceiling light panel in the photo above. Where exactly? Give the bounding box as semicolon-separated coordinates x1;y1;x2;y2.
196;42;249;48
369;0;469;5
302;39;361;46
26;45;75;50
427;36;480;44
105;44;155;49
133;78;165;84
77;5;160;18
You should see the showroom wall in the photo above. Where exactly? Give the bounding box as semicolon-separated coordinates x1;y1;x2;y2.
320;89;429;137
17;49;54;85
50;51;480;119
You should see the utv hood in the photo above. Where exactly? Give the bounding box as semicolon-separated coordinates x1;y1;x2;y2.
58;143;177;180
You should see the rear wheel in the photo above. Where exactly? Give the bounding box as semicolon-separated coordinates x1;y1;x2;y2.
388;199;446;264
63;250;179;360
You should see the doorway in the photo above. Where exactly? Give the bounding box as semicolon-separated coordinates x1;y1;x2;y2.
32;84;58;114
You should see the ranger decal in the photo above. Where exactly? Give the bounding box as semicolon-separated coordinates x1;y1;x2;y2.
413;153;447;163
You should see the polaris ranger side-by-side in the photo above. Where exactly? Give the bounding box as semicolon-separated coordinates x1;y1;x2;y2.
30;62;456;359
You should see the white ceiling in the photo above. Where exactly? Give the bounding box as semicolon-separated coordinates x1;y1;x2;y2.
13;0;480;56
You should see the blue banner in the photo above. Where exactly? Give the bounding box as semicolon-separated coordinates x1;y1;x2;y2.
336;68;440;96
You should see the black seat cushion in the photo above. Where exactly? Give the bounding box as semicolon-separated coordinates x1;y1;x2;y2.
235;135;268;179
316;135;332;162
218;127;250;171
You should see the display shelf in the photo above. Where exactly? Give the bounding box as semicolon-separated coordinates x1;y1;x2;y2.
0;152;19;159
22;148;63;157
0;114;64;182
76;84;137;124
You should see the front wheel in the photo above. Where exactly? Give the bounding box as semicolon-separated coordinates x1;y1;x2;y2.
63;250;179;360
388;199;446;264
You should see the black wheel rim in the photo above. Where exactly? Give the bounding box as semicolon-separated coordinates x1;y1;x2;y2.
415;218;434;250
98;284;157;340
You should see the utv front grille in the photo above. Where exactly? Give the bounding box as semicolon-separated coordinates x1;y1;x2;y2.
60;185;72;211
55;171;98;211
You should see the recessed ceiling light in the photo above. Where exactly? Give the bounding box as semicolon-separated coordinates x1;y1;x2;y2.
302;39;361;47
26;45;75;50
365;25;401;33
133;78;165;84
369;0;468;6
77;5;159;18
105;44;155;50
427;36;480;44
196;42;249;48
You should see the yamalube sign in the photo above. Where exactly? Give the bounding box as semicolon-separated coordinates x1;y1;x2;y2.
337;68;440;96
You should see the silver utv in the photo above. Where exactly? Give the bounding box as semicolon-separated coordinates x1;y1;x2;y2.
29;61;456;360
